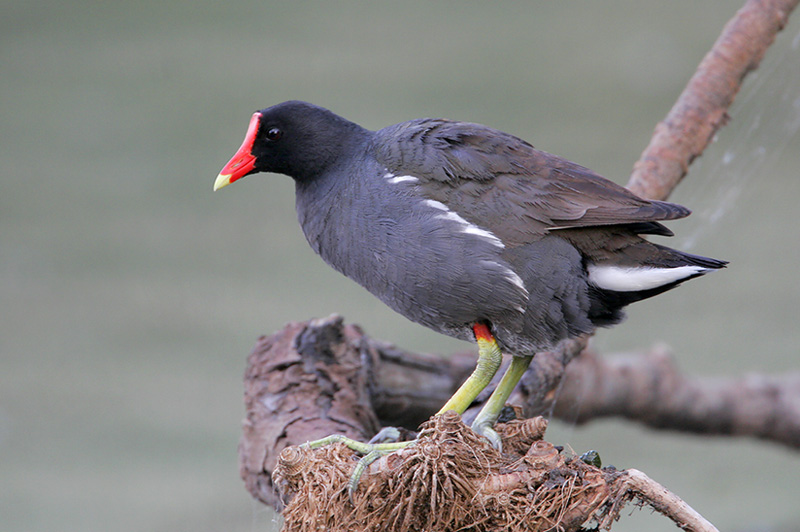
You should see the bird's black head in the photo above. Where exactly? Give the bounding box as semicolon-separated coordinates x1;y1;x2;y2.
214;101;369;190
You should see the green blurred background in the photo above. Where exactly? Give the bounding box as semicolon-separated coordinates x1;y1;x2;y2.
2;1;799;531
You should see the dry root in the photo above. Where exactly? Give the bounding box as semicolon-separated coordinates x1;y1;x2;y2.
274;411;719;532
274;412;612;532
245;318;720;531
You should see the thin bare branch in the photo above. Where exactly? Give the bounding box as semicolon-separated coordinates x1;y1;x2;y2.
627;0;799;201
603;469;720;532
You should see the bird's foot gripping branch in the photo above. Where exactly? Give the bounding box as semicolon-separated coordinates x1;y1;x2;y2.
302;430;412;501
240;316;719;532
275;411;614;532
276;402;717;532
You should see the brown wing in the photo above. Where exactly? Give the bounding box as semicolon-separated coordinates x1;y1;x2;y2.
375;119;688;247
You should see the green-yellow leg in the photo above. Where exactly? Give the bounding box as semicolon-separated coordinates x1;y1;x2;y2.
470;353;533;451
437;322;504;415
304;433;410;455
303;322;510;499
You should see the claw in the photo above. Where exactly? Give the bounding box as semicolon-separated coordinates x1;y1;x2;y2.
470;420;503;452
368;426;401;445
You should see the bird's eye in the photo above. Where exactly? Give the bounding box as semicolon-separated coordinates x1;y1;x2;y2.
266;128;282;141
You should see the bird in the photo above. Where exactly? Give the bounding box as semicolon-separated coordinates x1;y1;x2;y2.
214;100;726;451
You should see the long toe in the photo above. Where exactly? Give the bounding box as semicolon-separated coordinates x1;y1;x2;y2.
303;432;415;500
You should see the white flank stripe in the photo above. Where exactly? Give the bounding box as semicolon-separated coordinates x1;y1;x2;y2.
462;225;504;248
425;200;505;249
587;264;708;292
478;260;529;311
387;174;419;184
423;199;449;211
433;211;505;249
435;210;469;224
504;270;528;296
383;171;419;184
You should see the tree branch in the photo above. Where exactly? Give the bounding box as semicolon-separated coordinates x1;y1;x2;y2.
246;318;726;531
239;317;800;509
602;469;720;532
550;346;800;448
627;0;799;201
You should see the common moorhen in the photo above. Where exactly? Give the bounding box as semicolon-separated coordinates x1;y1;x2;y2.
215;100;725;451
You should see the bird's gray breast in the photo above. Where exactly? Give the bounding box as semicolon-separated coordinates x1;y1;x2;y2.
294;161;529;342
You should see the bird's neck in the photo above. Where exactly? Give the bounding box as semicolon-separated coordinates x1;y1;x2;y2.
294;172;350;263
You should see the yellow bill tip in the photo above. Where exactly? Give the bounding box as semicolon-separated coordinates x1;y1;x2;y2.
213;173;233;191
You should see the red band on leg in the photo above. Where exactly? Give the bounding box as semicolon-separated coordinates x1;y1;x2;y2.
472;322;494;343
